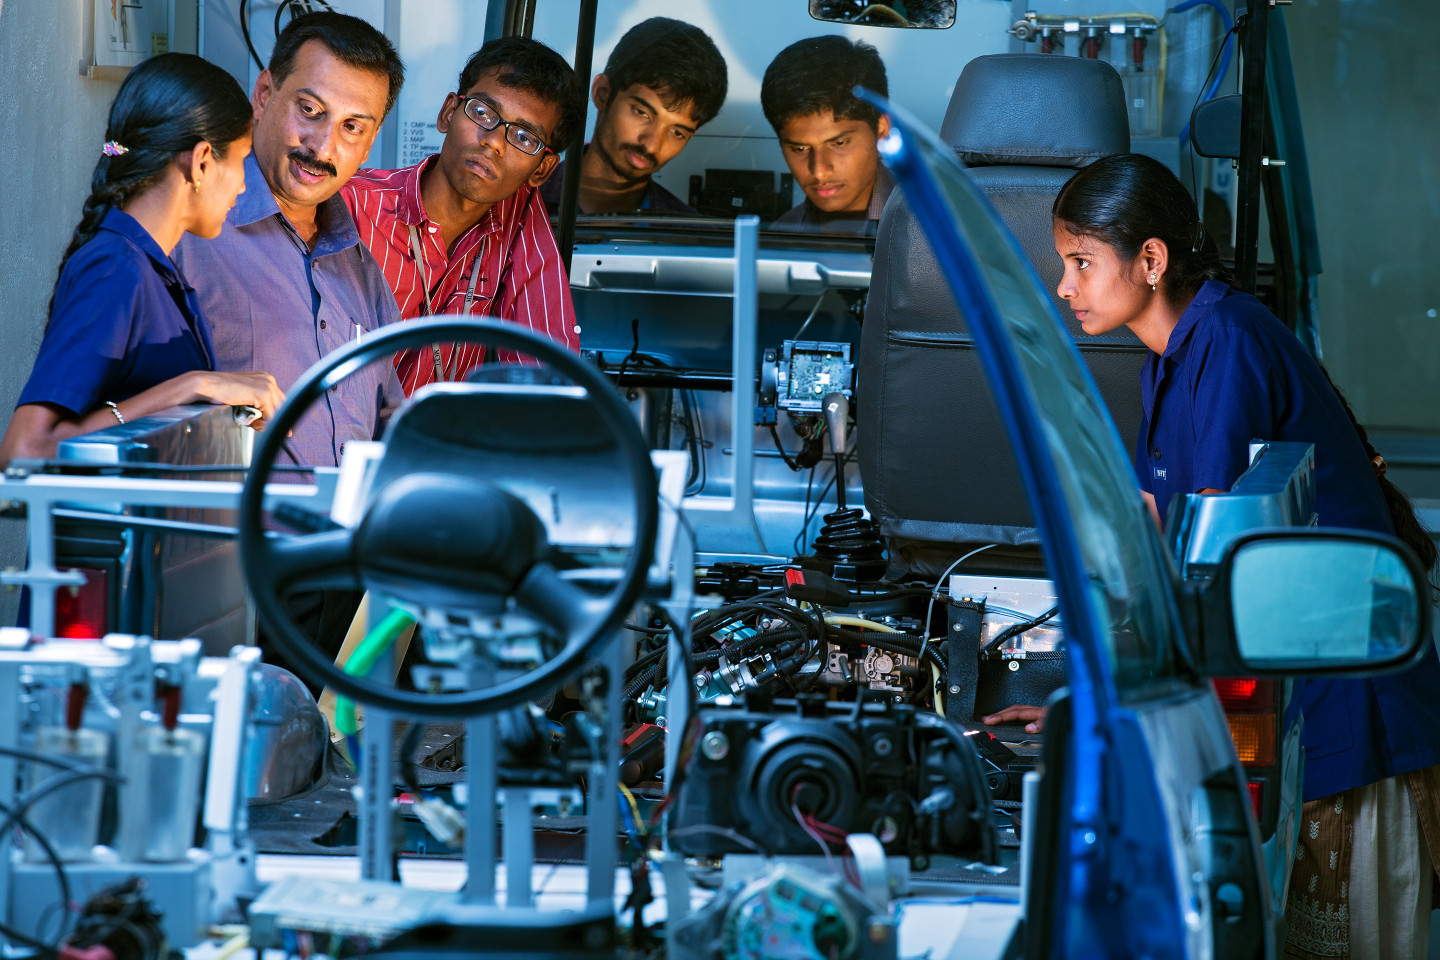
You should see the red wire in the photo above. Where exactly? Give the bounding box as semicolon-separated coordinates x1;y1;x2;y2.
805;812;848;842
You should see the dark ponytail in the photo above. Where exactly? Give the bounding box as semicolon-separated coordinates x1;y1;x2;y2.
49;53;252;319
1317;365;1439;587
1053;153;1232;306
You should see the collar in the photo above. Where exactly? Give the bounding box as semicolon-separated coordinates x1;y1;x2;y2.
866;165;896;220
393;154;438;226
231;153;283;227
98;208;182;281
1161;280;1231;358
231;152;362;255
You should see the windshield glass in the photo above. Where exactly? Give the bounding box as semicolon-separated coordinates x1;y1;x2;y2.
885;109;1183;688
530;1;1231;243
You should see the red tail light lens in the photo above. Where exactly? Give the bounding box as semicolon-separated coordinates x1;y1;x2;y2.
1247;780;1263;820
54;567;108;640
1212;677;1276;711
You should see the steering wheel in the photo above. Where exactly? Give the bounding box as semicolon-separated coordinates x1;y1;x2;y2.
237;318;658;718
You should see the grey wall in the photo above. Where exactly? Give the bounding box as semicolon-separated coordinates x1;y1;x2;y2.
1286;0;1440;433
0;0;123;623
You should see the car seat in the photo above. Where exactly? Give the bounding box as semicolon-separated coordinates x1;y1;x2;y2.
858;53;1145;579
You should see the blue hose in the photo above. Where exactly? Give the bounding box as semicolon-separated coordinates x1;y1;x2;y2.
1174;0;1236;147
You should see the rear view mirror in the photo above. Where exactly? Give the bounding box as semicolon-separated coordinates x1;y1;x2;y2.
1224;530;1430;674
810;0;957;28
1190;95;1242;159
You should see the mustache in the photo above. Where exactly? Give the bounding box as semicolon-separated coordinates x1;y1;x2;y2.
288;148;337;179
619;143;658;167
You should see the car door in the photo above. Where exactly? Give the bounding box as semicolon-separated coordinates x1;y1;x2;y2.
875;97;1276;959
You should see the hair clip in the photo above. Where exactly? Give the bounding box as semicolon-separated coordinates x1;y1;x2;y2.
102;141;129;157
1372;454;1388;478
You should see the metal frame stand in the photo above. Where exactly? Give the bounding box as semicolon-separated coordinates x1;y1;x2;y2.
0;635;258;949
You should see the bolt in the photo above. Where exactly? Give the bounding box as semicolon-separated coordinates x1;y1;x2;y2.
1008;660;1020;672
693;675;707;689
951;622;963;632
1083;830;1097;845
872;736;893;757
948;685;961;695
700;730;730;761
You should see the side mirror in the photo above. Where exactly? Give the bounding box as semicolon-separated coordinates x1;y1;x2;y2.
1199;529;1431;676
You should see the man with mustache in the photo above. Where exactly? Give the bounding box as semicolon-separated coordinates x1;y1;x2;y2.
172;12;406;674
761;37;893;234
344;38;586;393
540;18;727;217
174;11;406;462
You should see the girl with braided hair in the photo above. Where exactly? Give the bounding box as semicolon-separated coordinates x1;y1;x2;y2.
0;53;283;466
1049;151;1440;959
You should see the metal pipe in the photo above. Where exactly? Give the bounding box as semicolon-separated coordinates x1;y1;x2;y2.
555;0;598;275
1233;0;1271;293
680;217;760;532
464;713;497;904
503;788;534;906
51;508;239;539
583;633;621;905
598;367;734;391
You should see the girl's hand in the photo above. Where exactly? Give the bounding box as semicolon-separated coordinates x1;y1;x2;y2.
982;704;1047;734
188;371;285;430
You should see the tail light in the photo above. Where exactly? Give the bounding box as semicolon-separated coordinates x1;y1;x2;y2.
1213;677;1276;767
1247;780;1263;819
54;567;109;639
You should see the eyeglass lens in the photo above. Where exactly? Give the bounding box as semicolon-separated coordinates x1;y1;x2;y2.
462;99;546;155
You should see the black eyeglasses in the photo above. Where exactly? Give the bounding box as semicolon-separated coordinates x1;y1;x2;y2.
457;96;552;156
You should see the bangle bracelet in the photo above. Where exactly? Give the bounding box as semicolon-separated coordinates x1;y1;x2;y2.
104;401;125;424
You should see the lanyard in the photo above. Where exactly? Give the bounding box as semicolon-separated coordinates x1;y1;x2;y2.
407;224;485;382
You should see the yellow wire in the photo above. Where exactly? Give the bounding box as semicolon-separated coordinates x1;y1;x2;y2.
823;614;900;633
213;932;249;960
619;782;646;836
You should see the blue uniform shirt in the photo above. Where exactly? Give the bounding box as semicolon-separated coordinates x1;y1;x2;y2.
18;209;214;416
174;154;402;467
1138;279;1440;800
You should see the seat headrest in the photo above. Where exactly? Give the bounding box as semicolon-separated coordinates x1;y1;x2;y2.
940;54;1130;169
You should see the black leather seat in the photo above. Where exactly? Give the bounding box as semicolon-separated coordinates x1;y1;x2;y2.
859;54;1145;578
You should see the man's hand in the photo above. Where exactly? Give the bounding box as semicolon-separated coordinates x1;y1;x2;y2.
982;704;1047;734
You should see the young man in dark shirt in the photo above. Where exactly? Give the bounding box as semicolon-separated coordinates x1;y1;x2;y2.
541;18;727;216
761;36;893;233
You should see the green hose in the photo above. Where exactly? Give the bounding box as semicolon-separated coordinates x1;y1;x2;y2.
334;608;415;737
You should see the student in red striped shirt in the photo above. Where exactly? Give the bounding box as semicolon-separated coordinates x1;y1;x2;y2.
343;38;586;395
